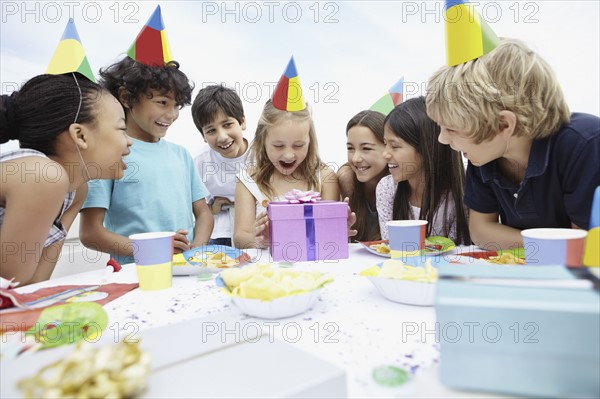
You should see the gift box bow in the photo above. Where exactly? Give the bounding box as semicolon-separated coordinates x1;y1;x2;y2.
283;189;321;204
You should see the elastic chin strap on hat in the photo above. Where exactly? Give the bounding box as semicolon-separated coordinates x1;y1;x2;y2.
72;73;92;181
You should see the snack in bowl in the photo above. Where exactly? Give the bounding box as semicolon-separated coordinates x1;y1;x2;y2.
217;264;334;319
360;259;438;306
17;339;150;398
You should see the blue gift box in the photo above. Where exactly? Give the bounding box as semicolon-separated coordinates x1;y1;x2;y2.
435;264;600;398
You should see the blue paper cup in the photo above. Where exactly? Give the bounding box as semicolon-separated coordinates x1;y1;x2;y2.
521;228;587;267
387;220;428;259
129;232;175;290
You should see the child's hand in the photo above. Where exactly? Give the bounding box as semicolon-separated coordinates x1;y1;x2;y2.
210;196;233;215
173;229;191;254
344;197;358;238
254;211;270;249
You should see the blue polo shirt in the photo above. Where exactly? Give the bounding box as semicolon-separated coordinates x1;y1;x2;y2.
464;113;600;230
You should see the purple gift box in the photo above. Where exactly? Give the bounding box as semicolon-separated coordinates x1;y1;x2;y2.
268;201;349;262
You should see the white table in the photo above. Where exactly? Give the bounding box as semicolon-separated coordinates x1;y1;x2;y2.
2;244;503;398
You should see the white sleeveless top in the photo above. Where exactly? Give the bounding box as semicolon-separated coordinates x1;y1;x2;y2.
237;170;321;215
0;149;76;247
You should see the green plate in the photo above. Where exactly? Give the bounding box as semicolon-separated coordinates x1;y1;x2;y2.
25;302;108;349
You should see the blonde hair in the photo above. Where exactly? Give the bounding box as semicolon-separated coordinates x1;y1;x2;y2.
248;100;322;199
426;38;570;143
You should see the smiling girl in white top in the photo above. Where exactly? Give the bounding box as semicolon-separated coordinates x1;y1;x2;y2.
234;100;339;249
338;110;389;242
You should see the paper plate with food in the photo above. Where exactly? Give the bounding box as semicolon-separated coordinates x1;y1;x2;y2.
457;248;526;265
360;257;450;306
216;264;333;319
359;236;456;257
172;245;251;275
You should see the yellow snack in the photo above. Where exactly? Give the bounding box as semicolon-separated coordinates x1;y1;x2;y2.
220;264;333;301
172;253;186;266
17;340;151;399
370;242;390;254
486;253;526;265
360;259;438;283
206;252;239;268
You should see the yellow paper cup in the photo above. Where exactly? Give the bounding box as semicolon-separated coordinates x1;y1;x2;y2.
129;232;175;291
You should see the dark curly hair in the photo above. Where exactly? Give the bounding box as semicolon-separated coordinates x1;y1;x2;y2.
99;57;193;109
0;73;106;155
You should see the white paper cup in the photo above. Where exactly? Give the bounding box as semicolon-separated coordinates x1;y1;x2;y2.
387;220;428;258
521;228;587;267
129;232;175;290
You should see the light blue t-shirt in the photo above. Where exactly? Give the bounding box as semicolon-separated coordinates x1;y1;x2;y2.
82;138;209;264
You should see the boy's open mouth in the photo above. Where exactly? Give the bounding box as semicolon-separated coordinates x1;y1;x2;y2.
219;141;234;150
155;121;170;128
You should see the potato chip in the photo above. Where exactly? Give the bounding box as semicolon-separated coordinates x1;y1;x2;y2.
364;259;438;283
17;340;151;399
370;243;390;254
206;252;239;268
486;253;526;265
220;264;333;300
172;253;186;266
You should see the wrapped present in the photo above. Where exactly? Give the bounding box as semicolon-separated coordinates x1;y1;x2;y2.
435;264;600;397
268;190;348;262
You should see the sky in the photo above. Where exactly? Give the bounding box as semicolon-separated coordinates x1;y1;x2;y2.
1;0;599;169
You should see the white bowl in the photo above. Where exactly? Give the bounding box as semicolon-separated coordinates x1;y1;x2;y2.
366;276;436;306
230;288;323;319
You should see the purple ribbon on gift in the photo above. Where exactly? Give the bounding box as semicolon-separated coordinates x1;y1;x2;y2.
284;190;320;260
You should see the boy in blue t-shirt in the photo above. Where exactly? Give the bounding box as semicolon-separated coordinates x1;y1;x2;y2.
80;10;213;263
426;38;600;250
192;85;249;246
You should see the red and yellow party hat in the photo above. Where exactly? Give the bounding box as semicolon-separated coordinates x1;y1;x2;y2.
127;5;173;66
272;56;306;112
444;0;500;66
46;18;96;82
370;77;404;115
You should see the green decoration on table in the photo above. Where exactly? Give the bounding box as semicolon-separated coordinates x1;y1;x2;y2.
25;302;108;349
372;365;410;387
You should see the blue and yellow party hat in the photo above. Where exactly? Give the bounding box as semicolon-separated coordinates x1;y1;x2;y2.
444;0;500;66
583;186;600;267
370;77;404;115
46;18;95;82
127;5;173;66
272;56;306;112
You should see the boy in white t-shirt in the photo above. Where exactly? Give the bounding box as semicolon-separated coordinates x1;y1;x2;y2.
192;85;249;246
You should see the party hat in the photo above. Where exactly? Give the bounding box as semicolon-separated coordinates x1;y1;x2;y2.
370;77;404;115
127;5;173;66
444;0;500;66
583;186;600;267
46;18;95;82
272;56;306;112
